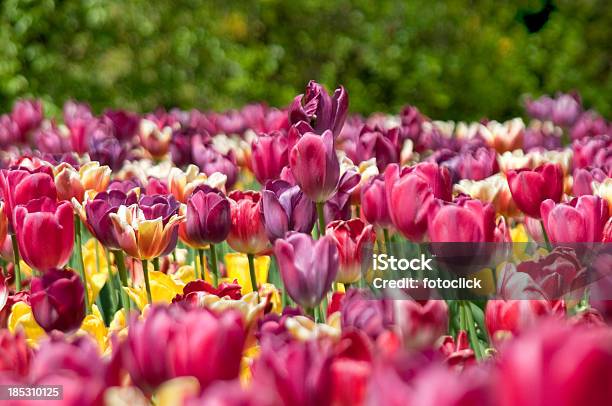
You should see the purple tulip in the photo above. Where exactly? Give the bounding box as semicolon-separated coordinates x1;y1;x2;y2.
103;109;140;142
570;111;610;141
193;138;238;189
261;180;316;242
0;114;20;148
289;80;349;137
251;131;289;184
573;134;611;171
399;105;427;152
340;289;393;340
184;186;231;246
323;169;360;224
358;126;400;171
525;95;554;120
30;268;85;333
551;93;582;127
85;190;138;250
274;232;338;309
11;99;43;141
573;167;608;197
289;130;340;203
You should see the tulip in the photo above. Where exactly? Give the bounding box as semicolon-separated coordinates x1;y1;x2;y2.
572;134;611;170
540;195;609;243
88;132;130;171
54;162;111;202
168;164;226;203
358;125;400;171
604;217;612;242
394;300;448;349
0;165;57;228
361;174;393;229
480;118;524;152
0;202;7;253
0;330;31;378
274;232;338;309
572;167;608;197
0;114;19;147
507;163;564;218
455;173;518;218
251;131;289;184
384;163;452;241
325;219;375;284
496;321;612;406
103;109;140;141
121;306;245;394
570;110;609;141
11;99;43;140
485;299;565;343
227;191;268;255
14;198;74;272
80;190;139;251
289;130;340;203
439;330;476;369
261;180;316;242
32;121;72;153
456;147;499;181
170;127;199;167
139;118;173;158
428;197;496;243
29;268;85;333
193;143;239;190
289;80;348;137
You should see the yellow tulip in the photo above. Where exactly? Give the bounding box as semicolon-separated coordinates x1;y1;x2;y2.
153;377;200;406
125;270;184;310
82;238;110;304
8;301;46;346
224;253;270;294
77;305;109;354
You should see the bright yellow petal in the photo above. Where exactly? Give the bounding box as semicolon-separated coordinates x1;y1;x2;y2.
173;265;198;285
77;305;108;354
153;377;200;406
225;253;270;294
137;218;165;259
8;302;46;346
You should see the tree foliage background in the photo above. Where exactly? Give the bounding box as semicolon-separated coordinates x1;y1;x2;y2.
0;0;610;120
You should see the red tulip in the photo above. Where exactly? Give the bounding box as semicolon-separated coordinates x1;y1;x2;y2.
251;131;289;184
385;163;451;241
496;321;612;406
0;165;57;228
14;197;74;271
30;268;85;333
289;130;340;202
485;299;565;343
0;330;31;378
439;330;476;369
540;195;609;243
506;163;563;218
227;190;269;254
326;219;375;284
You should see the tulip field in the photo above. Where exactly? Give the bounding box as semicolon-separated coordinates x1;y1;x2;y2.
0;82;611;405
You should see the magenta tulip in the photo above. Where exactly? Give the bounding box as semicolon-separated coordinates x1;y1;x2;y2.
261;180;316;242
384;163;451;241
289;80;348;137
30;268;85;333
184;186;231;247
572;167;608;197
325;219;375;284
361;174;393;228
289;130;340;203
227;191;269;255
251;131;289;184
11;99;43;140
274;232;338;309
428;197;496;243
507;163;564;218
14;198;74;271
540;195;609;243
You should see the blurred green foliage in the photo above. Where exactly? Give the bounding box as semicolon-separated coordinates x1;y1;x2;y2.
0;0;610;120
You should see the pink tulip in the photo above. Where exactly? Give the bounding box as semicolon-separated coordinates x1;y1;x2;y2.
11;99;43;140
251;131;289;184
540;195;609;243
14;198;74;271
507;163;563;218
0;330;31;378
394;300;449;349
428;197;496;243
227;190;269;255
361;174;393;229
384;163;451;241
289;130;340;202
572;167;607;197
325;219;375;284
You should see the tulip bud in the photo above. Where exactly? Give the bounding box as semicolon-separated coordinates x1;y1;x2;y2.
251;131;289;184
54;164;85;202
182;186;231;248
384;163;451;241
428;197;496;243
11;99;43;139
261;180;316;242
274;232;338;309
540;195;609;243
507;163;564;218
227;191;269;255
326;219;375;284
139;118;173;158
289;130;340;203
14;198;74;272
361;174;392;228
289;80;348;137
30;268;85;333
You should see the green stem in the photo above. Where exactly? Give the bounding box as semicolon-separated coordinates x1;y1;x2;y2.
153;257;160;273
383;228;392;256
316;202;326;239
10;233;22;291
104;249;118;311
209;244;219;287
74;216;91;315
113;250;130;311
247;253;257;293
198;248;206;281
540;220;551;251
142;259;153;304
462;301;483;360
